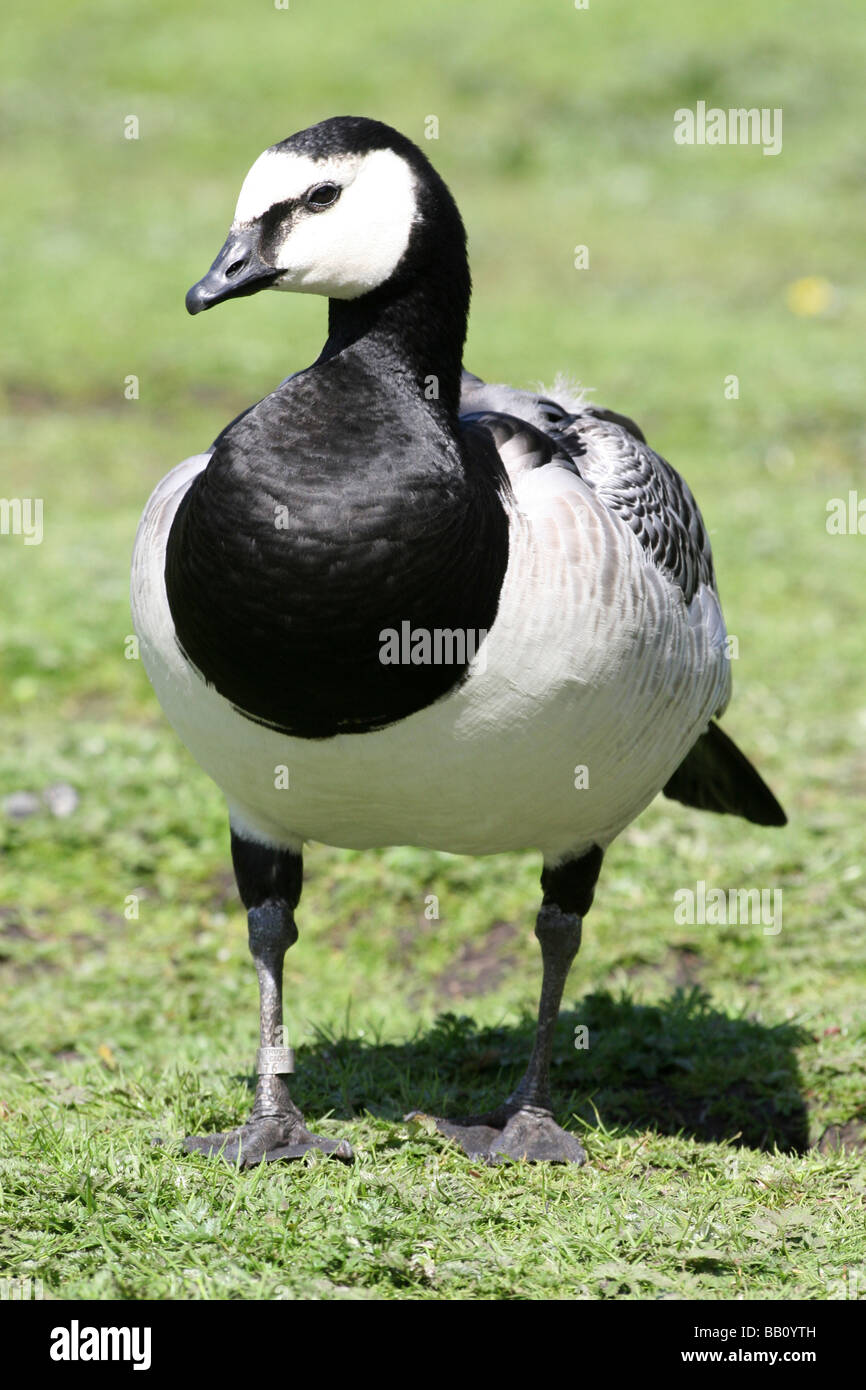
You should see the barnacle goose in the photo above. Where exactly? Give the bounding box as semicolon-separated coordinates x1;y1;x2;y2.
131;116;786;1166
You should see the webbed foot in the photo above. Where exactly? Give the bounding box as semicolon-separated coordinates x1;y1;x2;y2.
409;1103;586;1165
184;1113;353;1166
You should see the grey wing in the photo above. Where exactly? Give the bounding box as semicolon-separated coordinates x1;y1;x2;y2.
458;373;787;827
459;369;716;606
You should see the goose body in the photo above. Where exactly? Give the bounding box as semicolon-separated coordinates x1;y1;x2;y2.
133;384;729;860
132;117;784;1166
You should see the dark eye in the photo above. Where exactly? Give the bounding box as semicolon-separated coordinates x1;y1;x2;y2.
305;183;340;210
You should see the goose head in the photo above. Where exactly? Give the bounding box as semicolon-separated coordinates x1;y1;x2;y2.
185;116;464;314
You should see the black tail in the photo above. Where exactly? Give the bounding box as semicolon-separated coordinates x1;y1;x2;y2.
663;721;787;827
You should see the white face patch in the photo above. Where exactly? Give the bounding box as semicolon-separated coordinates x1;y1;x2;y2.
232;146;418;299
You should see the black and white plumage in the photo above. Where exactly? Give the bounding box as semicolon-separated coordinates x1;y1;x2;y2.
132;116;785;1166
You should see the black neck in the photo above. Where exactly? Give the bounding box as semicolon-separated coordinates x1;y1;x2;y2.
316;184;471;421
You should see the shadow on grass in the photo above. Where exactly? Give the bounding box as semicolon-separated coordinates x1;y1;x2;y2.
243;987;812;1155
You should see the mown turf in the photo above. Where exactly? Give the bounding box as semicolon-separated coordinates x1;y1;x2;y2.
1;0;865;1301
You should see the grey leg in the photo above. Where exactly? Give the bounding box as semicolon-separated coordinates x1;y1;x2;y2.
419;845;604;1164
184;832;353;1166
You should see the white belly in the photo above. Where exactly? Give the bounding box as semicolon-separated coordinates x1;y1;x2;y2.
131;456;730;861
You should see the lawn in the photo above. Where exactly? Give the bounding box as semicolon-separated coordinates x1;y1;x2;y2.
1;0;865;1301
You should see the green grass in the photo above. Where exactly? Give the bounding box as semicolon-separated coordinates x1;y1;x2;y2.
1;0;865;1301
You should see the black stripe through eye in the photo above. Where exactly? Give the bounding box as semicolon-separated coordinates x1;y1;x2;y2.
259;199;296;239
305;183;340;210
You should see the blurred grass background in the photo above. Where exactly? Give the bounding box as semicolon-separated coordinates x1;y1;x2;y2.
1;0;865;1300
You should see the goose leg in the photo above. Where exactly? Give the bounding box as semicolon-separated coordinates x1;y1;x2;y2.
417;846;603;1164
184;832;353;1166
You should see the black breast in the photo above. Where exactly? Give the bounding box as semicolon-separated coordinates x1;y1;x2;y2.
164;359;509;738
